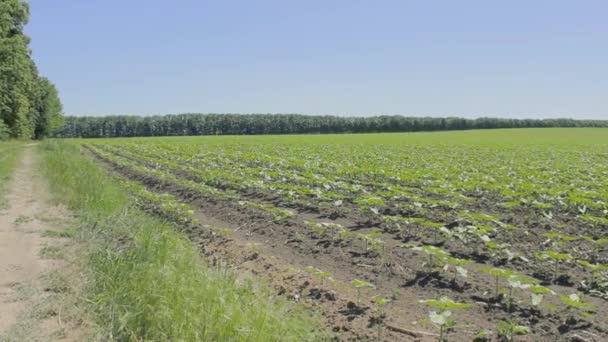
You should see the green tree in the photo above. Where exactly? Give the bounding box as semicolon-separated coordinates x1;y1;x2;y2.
0;0;62;139
0;0;33;138
30;76;64;139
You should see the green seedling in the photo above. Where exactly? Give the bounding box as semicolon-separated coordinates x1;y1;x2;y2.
371;295;390;338
210;226;233;239
355;195;385;222
484;241;525;264
582;236;608;259
543;233;577;251
350;279;375;304
305;266;335;287
453;224;492;245
419;296;471;342
305;221;347;242
559;292;596;321
413;245;450;273
381;215;403;234
496;320;529;342
578;260;607;285
472;329;492;342
429;225;452;244
479;267;515;298
536;250;573;283
442;257;472;284
505;274;537;313
529;285;555;309
372;295;390;316
357;231;384;255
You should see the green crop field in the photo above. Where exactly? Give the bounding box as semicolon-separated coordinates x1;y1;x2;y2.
78;128;608;341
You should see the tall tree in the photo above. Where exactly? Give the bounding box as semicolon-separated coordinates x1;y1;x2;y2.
30;76;63;139
0;0;63;140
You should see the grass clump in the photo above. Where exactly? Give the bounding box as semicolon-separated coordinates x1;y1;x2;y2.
40;140;323;341
0;142;21;208
39;245;64;259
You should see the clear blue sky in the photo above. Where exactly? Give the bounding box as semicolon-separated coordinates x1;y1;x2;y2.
27;0;607;119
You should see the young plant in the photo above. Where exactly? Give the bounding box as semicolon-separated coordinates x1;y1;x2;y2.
371;295;390;317
582;236;608;260
357;231;384;256
413;245;450;273
272;208;294;223
355;195;385;223
419;296;472;342
496;320;529;342
543;232;577;252
535;250;574;283
305;266;334;287
578;260;607;286
479;267;515;298
350;279;375;305
442;256;472;285
559;292;596;323
371;295;390;338
209;226;233;239
485;241;523;264
304;220;326;239
528;285;555;310
505;274;537;313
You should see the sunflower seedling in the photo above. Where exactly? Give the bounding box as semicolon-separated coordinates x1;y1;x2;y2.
505;274;537;313
479;267;515;299
412;245;450;273
305;266;335;287
543;232;577;252
496;320;529;342
442;256;472;285
578;260;607;286
350;279;375;304
535;250;573;283
528;285;555;310
582;236;608;260
559;292;596;323
371;295;390;338
419;296;472;342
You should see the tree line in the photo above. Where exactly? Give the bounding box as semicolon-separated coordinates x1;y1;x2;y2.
0;0;63;140
56;114;608;138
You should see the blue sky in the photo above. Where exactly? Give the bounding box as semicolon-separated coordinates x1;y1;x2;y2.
27;0;607;119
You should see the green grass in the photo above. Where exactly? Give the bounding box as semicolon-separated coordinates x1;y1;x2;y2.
39;245;64;260
40;140;323;341
0;141;21;208
84;127;608;147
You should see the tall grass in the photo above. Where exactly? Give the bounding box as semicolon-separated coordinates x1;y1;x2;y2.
40;140;323;341
0;142;21;208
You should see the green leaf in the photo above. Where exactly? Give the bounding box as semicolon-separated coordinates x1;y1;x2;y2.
429;310;451;325
351;279;375;289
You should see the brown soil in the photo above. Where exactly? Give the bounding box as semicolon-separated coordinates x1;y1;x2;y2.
0;145;83;341
88;146;608;342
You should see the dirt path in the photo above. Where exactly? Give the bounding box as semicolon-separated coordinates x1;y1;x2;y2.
0;145;74;339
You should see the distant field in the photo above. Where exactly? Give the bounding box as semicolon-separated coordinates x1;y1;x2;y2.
85;127;608;145
80;128;608;340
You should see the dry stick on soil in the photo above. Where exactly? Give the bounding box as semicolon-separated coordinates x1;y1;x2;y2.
385;324;439;338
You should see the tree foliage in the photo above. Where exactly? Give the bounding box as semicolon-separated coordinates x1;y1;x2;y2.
0;0;62;140
57;114;608;138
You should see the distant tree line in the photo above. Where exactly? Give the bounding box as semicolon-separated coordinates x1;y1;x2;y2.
0;0;63;140
56;114;608;138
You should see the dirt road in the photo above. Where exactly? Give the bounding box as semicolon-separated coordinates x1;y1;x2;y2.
0;145;73;339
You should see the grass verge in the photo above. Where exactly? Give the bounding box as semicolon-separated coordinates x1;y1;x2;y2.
0;141;21;208
40;140;323;341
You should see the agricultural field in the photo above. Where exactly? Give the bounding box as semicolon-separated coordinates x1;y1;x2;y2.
80;128;608;341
